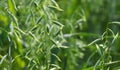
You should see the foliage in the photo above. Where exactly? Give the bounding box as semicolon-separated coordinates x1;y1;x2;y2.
0;0;120;70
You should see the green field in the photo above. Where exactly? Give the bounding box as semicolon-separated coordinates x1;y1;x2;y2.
0;0;120;70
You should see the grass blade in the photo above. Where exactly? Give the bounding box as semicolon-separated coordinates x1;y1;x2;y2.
88;38;101;46
95;44;102;56
52;53;61;62
0;55;7;65
8;0;17;14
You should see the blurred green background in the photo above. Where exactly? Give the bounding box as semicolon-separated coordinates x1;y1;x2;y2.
0;0;120;70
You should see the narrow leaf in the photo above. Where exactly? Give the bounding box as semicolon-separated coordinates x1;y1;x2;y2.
7;10;18;27
112;33;119;44
50;0;63;11
95;44;102;56
0;55;7;65
8;0;17;14
110;21;120;25
88;38;101;46
14;26;26;35
52;54;61;62
52;20;64;27
105;61;120;65
29;32;39;42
